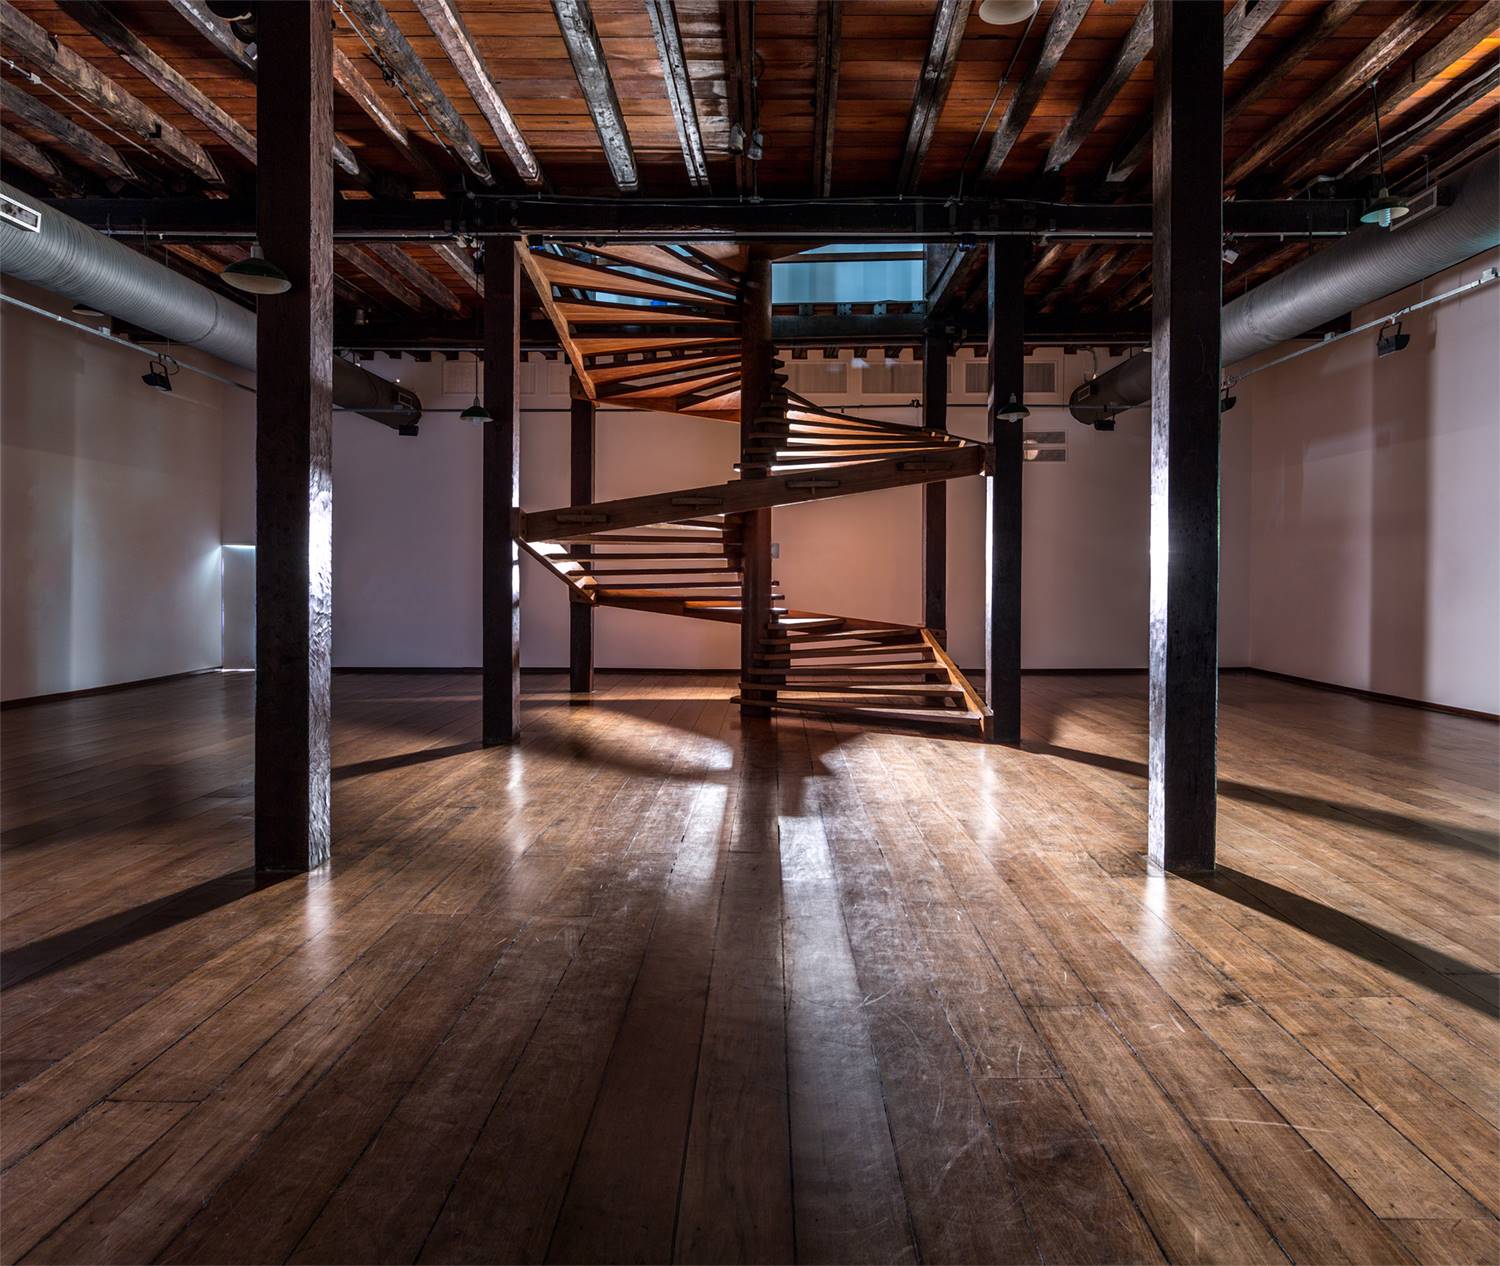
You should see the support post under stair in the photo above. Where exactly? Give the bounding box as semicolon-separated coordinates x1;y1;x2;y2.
738;246;774;716
569;379;595;693
922;332;949;642
985;242;1025;744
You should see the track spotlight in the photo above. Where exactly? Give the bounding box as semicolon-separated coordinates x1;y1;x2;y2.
996;392;1030;424
221;244;291;295
1220;383;1237;413
141;355;178;393
1221;242;1240;266
978;0;1039;24
1375;319;1410;358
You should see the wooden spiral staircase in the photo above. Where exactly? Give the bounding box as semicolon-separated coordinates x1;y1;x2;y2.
516;240;992;737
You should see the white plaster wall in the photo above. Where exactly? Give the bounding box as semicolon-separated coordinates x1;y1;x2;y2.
1;281;226;701
1241;250;1500;715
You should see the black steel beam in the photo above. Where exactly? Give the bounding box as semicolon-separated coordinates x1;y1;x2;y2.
43;195;1364;242
1149;0;1222;874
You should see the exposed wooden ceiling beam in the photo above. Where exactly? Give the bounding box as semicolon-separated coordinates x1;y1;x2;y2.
165;0;420;172
978;0;1090;184
60;0;366;180
339;0;495;187
551;0;639;192
367;243;464;313
1044;3;1151;175
720;0;755;195
1222;0;1283;68
1105;0;1308;183
1341;61;1500;184
645;0;709;189
336;244;429;312
897;0;971;193
1;0;221;184
1224;1;1457;188
1278;0;1500;191
431;242;484;296
0;124;83;193
0;79;134;181
812;1;840;197
411;0;542;186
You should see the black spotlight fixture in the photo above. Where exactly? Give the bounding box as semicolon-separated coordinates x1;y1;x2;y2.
460;255;492;424
1220;383;1238;413
205;1;253;20
1376;319;1410;358
141;354;178;393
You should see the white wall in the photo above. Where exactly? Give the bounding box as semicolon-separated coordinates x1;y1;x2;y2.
1240;250;1500;715
1;282;226;701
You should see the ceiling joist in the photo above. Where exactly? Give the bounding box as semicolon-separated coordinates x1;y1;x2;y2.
1044;3;1151;176
812;0;840;197
897;0;971;193
645;0;709;189
0;77;133;181
978;0;1091;184
412;0;542;186
1;0;221;184
551;0;638;192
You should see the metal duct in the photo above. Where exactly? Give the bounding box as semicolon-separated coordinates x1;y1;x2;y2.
1069;152;1500;425
0;181;422;430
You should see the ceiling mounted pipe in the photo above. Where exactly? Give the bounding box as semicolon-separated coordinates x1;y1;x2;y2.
1069;151;1499;426
0;181;422;431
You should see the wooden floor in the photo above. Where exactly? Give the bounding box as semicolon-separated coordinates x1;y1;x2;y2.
1;671;1497;1265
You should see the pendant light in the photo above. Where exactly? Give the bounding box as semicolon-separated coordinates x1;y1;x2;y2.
222;243;291;295
1359;80;1410;229
978;0;1039;24
460;265;491;423
996;392;1030;423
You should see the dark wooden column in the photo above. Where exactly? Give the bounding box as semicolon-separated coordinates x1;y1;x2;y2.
921;333;948;641
985;243;1025;744
1149;0;1223;874
482;242;521;745
738;247;774;715
569;380;595;693
253;0;333;873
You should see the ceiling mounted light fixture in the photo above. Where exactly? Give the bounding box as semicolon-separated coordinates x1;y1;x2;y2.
1359;80;1409;229
461;269;491;424
978;0;1040;25
996;392;1030;423
221;244;291;295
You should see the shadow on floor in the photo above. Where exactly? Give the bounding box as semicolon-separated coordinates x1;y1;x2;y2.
1;867;269;990
1196;865;1500;1019
1029;742;1500;859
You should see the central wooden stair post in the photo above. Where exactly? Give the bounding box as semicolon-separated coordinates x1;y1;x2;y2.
738;245;774;716
569;378;595;693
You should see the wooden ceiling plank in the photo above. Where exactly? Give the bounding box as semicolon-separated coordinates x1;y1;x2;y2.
551;0;639;191
896;0;972;193
812;0;841;197
1044;3;1151;175
1;0;221;184
338;0;495;186
367;244;464;313
645;0;709;188
1107;0;1317;183
336;244;429;313
1224;0;1458;189
411;0;542;185
0;79;134;181
0;123;82;192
